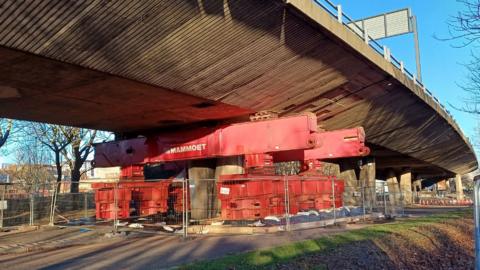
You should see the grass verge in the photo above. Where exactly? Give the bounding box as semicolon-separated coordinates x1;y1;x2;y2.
178;210;471;270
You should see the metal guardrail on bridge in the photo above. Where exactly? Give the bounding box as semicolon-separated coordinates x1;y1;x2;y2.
311;0;472;145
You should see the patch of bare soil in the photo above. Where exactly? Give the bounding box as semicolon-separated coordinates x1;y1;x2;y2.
274;217;474;270
375;217;474;270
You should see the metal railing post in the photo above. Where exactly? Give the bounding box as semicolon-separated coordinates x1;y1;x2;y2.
337;5;342;23
383;46;391;62
474;178;480;270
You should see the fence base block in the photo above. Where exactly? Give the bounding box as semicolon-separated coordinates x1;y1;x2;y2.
187;215;373;235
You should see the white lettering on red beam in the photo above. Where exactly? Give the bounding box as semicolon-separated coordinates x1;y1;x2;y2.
166;143;207;154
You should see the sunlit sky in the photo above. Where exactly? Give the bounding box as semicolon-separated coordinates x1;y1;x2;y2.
337;0;478;141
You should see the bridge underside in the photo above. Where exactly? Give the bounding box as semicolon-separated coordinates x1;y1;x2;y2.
0;0;476;178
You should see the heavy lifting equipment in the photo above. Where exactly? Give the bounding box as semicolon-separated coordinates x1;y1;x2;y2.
92;113;369;220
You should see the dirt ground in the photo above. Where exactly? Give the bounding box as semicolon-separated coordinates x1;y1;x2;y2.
273;215;474;270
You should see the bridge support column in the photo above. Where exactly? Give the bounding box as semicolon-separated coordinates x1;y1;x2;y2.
445;179;451;192
215;156;244;177
188;160;216;220
359;158;376;211
339;160;359;206
399;169;413;205
455;174;464;200
215;156;244;216
412;179;422;203
386;170;401;216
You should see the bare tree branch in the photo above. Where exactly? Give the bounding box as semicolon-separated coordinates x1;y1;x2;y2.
443;0;480;119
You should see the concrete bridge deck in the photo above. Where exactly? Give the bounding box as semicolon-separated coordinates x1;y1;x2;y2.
0;0;476;178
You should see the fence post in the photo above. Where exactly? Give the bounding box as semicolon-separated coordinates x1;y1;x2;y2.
383;182;387;216
29;193;34;226
113;182;118;234
332;176;336;224
49;182;59;226
84;192;88;219
361;178;366;221
49;189;55;226
182;178;188;239
283;175;290;231
0;185;5;228
182;179;185;238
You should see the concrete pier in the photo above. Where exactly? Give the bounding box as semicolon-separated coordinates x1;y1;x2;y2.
359;158;376;211
399;170;413;205
339;160;359;206
386;170;401;215
215;156;244;177
455;174;464;200
188;160;216;220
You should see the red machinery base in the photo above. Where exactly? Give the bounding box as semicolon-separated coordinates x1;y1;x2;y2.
92;175;344;221
217;174;344;220
93;181;185;220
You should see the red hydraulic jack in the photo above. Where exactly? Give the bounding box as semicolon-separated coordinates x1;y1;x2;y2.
92;113;369;220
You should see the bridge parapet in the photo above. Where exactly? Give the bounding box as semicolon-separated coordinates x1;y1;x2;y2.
287;0;474;153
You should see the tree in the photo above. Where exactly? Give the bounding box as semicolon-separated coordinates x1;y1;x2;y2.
21;122;109;193
61;128;98;193
12;139;56;195
445;0;480;113
28;123;74;186
0;119;12;149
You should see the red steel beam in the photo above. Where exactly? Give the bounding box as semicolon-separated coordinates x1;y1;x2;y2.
94;114;318;167
273;127;370;162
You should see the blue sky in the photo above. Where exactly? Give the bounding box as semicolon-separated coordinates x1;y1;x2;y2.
337;0;478;142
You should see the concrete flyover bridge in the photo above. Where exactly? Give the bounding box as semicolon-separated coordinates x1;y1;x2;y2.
0;0;476;197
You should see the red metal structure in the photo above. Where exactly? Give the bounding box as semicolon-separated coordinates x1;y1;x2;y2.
92;113;369;220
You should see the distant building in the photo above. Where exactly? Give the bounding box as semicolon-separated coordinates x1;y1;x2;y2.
0;163;57;197
0;173;10;184
79;161;120;192
0;161;121;194
0;163;12;169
